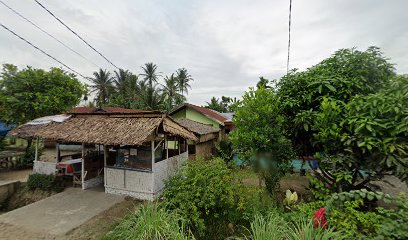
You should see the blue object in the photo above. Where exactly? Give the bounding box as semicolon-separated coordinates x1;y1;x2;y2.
232;155;245;166
0;121;11;137
291;159;316;172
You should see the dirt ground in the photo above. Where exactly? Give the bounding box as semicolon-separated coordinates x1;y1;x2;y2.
241;172;407;199
4;185;56;211
0;169;32;182
63;197;141;240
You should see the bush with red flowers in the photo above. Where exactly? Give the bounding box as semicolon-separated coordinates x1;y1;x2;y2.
312;207;328;229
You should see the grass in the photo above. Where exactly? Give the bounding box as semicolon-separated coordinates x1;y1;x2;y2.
244;212;345;240
103;203;194;240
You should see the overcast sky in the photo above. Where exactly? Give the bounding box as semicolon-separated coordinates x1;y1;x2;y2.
1;0;407;105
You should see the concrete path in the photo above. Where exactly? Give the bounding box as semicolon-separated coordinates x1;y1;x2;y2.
0;187;124;239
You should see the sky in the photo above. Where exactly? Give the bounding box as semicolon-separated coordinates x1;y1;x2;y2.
1;0;407;105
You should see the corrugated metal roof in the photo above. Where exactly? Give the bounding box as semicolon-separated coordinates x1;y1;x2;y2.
170;103;228;125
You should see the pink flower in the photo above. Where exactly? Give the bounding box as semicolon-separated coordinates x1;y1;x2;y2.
312;208;328;229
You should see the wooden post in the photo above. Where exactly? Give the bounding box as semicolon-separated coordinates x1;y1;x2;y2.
185;139;188;156
34;137;39;161
151;140;155;172
103;145;108;187
56;143;61;162
178;138;181;155
103;145;107;167
165;136;169;159
81;143;85;189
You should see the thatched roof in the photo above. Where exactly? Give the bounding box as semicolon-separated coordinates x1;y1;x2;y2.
10;114;197;145
175;118;219;135
8;114;71;139
9;124;50;139
69;107;160;115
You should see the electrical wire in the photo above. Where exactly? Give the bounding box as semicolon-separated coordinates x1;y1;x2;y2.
33;0;119;69
0;0;101;69
0;22;90;81
287;0;292;75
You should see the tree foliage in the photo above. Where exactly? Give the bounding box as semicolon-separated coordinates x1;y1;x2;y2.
205;96;239;113
91;63;193;112
0;64;84;124
230;87;294;194
274;46;406;190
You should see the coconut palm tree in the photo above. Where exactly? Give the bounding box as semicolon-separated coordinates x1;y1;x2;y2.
162;74;185;112
90;69;114;106
140;63;161;87
175;68;193;95
205;97;224;112
114;68;130;94
140;84;164;110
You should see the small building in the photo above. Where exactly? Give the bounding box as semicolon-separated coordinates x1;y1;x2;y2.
174;118;219;159
170;103;235;140
10;107;197;200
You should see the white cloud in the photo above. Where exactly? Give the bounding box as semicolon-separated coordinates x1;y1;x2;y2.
1;0;407;105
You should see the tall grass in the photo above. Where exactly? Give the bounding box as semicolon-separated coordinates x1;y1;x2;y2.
245;213;345;240
103;203;194;240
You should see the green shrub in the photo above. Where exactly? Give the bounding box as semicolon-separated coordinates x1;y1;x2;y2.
306;174;332;201
328;199;381;238
163;158;236;236
26;173;63;192
103;203;194;240
216;140;234;162
371;194;408;240
0;137;7;151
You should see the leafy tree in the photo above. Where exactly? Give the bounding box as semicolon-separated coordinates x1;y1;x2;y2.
175;68;193;95
277;47;395;158
256;76;270;89
230;87;295;194
205;97;225;112
0;64;83;125
313;76;408;189
90;69;114;106
205;96;239;113
275;46;406;191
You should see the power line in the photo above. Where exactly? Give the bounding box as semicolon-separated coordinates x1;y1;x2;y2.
0;22;90;82
287;0;292;75
34;0;119;69
0;0;101;69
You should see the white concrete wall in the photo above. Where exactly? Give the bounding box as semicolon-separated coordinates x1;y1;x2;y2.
0;181;20;207
104;152;188;200
104;167;154;200
33;161;57;175
153;151;188;195
83;176;103;190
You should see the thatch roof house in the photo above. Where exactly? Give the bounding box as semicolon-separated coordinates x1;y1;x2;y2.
10;107;197;200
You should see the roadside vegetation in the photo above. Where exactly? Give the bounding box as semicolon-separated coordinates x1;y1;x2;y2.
104;46;407;240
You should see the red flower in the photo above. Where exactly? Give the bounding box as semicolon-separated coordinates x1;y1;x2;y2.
312;208;328;229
